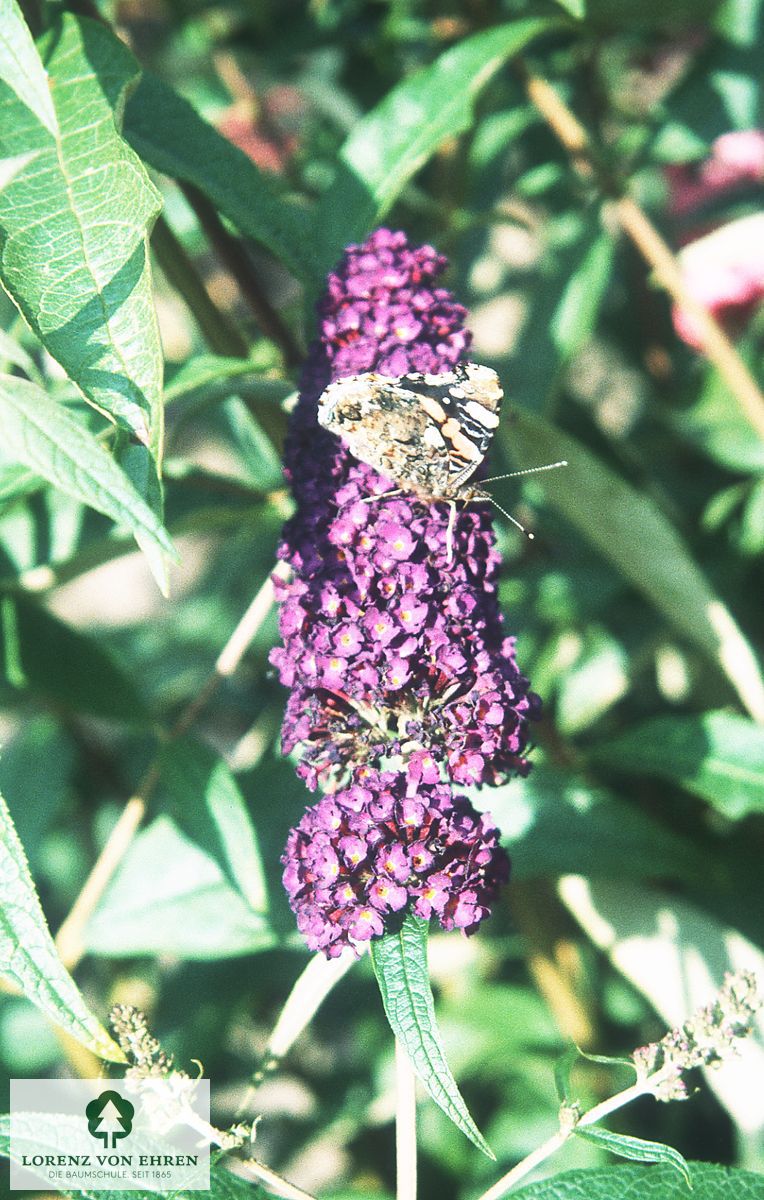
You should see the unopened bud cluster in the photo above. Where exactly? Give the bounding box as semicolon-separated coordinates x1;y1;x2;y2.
632;971;761;1102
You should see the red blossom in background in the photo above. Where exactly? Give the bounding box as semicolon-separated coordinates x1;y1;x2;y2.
668;131;764;348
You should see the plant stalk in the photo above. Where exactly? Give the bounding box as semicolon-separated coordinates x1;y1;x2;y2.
521;65;764;443
54;563;288;970
476;1079;650;1200
396;1039;418;1200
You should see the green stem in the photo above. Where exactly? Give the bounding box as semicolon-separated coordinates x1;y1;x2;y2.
151;214;249;358
476;1079;650;1200
180;181;302;368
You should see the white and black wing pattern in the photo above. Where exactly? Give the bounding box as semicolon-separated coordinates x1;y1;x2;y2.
316;362;503;503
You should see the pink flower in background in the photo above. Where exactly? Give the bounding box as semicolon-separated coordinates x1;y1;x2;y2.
667;132;764;348
672;213;764;349
666;130;764;217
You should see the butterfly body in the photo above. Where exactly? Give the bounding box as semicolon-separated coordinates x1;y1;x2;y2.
316;362;503;505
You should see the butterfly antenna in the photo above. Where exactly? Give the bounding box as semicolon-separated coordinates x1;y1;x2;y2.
486;496;535;540
481;460;568;485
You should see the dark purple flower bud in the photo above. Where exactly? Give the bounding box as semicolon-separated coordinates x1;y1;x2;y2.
271;228;540;794
281;768;510;957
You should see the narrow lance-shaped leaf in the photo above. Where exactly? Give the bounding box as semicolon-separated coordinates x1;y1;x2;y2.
312;18;555;272
0;14;164;455
504;410;764;722
0;0;56;135
124;71;317;284
0;793;124;1062
574;1126;692;1190
370;914;494;1158
0;374;175;580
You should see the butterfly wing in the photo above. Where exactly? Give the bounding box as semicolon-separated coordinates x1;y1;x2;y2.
317;364;503;501
317;373;453;496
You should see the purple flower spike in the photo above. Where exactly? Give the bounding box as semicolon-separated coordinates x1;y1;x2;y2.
270;228;540;794
281;768;510;957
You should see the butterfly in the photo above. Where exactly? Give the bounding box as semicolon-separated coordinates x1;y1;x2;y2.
317;362;565;556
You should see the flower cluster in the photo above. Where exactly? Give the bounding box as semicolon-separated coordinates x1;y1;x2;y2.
282;766;509;957
270;229;539;794
272;228;538;955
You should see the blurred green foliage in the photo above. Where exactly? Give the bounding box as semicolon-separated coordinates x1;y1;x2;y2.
2;0;764;1196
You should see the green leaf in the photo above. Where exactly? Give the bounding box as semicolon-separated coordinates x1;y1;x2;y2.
124;71;316;283
491;764;707;883
513;1162;764;1199
164;352;280;404
555;629;629;735
0;150;39;192
0;716;74;864
555;0;586;16
0;594;149;721
504;410;764;721
678;361;764;472
0;0;57;135
157;737;269;914
589;710;764;820
370;913;494;1158
740;479;764;553
85;815;274;959
554;1045;580;1103
312;18;554;270
0;375;175;575
575;1127;692;1188
0;15;163;452
0;792;124;1061
503;210;614;414
0;327;42;384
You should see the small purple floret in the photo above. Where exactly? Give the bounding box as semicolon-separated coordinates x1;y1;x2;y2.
281;768;510;957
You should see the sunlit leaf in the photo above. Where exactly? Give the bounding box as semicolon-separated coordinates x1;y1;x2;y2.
0;15;163;452
0;375;174;578
0;0;56;135
313;18;554;270
370;913;494;1158
85;815;274;959
0;793;124;1061
157;737;269;915
574;1126;692;1188
491;764;706;882
559;876;764;1134
513;1162;764;1199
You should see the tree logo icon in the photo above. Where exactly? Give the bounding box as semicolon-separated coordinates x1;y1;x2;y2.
85;1090;135;1148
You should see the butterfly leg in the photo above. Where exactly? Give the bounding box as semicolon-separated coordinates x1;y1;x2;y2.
359;488;404;505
